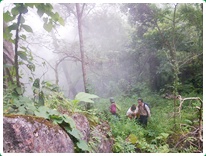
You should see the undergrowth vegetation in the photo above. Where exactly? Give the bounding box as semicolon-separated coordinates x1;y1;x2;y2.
3;82;100;152
4;79;202;153
93;91;203;153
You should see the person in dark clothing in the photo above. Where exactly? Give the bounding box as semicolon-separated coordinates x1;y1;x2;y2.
137;98;151;127
109;97;117;115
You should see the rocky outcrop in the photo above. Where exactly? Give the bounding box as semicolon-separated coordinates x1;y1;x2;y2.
90;121;114;153
3;114;114;153
3;115;74;153
72;113;90;142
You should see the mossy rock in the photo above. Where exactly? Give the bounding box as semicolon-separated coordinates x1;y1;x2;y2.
3;114;74;153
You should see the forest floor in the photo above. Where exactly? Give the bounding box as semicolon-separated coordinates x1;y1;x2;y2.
94;93;203;153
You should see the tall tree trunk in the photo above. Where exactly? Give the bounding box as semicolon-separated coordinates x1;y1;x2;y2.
76;3;88;93
172;3;178;131
154;4;179;130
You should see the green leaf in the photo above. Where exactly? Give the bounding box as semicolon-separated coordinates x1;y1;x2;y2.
158;144;170;153
20;16;25;23
43;22;53;32
34;111;48;119
34;106;50;119
18;106;26;114
20;34;26;40
11;7;19;16
26;103;36;111
38;91;45;106
49;109;60;116
128;134;138;144
22;24;33;33
37;8;44;17
75;92;99;103
45;3;53;10
27;63;35;72
58;17;65;26
43;17;48;23
184;119;193;125
64;125;72;133
76;140;89;151
160;133;169;139
25;3;36;8
13;99;22;107
16;87;23;95
51;12;65;26
3;28;13;40
33;78;40;89
19;61;24;65
3;11;15;22
62;115;76;129
20;46;27;51
43;4;53;15
18;97;31;103
29;77;33;82
50;115;63;124
53;118;64;124
52;12;59;21
8;23;18;31
67;128;82;140
156;136;163;140
18;51;28;61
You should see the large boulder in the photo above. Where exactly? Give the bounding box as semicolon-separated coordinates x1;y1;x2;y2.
90;121;114;153
72;113;90;142
3;115;74;153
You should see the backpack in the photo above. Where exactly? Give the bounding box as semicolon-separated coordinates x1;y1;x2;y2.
144;103;150;117
110;103;117;115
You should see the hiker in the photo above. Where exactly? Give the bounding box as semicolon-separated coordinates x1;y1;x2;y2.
137;98;151;127
109;97;117;116
126;104;139;119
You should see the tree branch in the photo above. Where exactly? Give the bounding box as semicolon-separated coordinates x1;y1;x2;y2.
33;53;55;71
61;3;77;18
80;3;86;18
83;4;95;19
155;21;172;51
174;128;199;149
177;96;203;114
176;95;203;146
179;53;203;68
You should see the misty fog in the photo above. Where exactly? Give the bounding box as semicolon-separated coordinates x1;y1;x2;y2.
4;3;202;100
4;3;131;99
3;3;203;153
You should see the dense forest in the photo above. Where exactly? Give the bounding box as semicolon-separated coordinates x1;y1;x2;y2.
3;3;203;153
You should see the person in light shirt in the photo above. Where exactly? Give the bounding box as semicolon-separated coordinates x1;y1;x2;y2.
126;104;139;119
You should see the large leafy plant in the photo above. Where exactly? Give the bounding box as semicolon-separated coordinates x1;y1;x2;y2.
3;87;36;115
33;91;99;152
44;91;100;126
34;106;89;152
4;77;100;152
